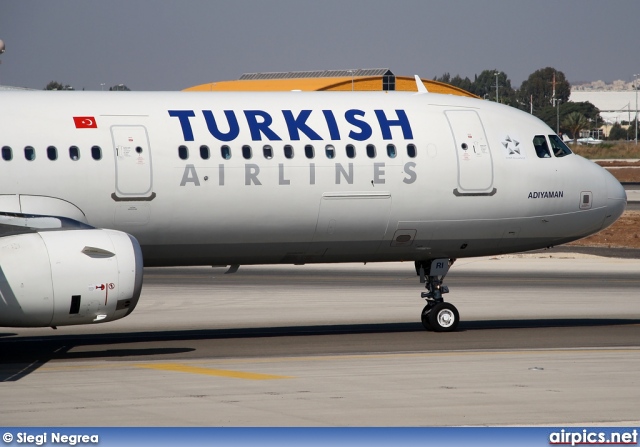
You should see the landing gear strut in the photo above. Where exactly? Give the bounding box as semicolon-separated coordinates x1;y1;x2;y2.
415;258;459;332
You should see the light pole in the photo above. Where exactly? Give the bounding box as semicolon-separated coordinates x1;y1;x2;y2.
495;72;499;103
635;74;639;145
348;70;354;92
100;83;105;91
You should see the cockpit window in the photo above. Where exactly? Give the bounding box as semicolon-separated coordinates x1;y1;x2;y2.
548;135;572;158
533;135;551;158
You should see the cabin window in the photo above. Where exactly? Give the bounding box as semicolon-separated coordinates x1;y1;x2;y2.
548;135;572;158
69;146;80;160
24;146;36;161
263;145;273;159
387;144;397;158
91;145;102;160
325;144;335;159
200;145;210;160
178;145;189;160
366;144;376;158
47;146;58;161
305;144;315;159
284;144;294;159
346;144;356;159
407;144;417;158
221;145;231;160
242;145;252;160
1;146;12;161
533;135;551;158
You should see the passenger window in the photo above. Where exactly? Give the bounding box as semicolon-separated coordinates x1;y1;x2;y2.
69;146;80;160
548;135;572;158
284;144;294;159
47;146;58;161
242;145;252;160
305;144;315;159
407;144;417;158
346;144;356;159
263;145;273;159
2;146;12;161
178;145;189;160
221;145;231;160
533;135;551;158
91;145;102;160
387;144;397;158
366;144;376;158
200;145;210;160
325;144;335;159
25;146;36;161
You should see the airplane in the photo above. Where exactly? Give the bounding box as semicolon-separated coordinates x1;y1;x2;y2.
561;134;604;146
0;80;627;332
576;136;604;145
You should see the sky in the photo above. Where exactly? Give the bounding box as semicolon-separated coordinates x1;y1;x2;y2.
0;0;638;91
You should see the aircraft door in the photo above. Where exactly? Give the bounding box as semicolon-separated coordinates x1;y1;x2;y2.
445;110;495;196
111;125;154;200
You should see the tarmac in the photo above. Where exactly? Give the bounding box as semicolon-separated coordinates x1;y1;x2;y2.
1;256;639;426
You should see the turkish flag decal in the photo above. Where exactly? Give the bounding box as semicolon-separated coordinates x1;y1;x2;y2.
73;116;97;128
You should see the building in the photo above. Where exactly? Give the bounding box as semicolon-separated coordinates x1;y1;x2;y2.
0;85;35;91
184;68;478;98
570;90;639;125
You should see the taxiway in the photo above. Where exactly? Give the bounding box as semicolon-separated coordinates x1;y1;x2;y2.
1;255;639;426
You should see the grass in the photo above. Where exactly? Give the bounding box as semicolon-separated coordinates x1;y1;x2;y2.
570;141;640;159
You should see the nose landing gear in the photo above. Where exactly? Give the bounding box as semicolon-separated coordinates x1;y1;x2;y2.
416;258;459;332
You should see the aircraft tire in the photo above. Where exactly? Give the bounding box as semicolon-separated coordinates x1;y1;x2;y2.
428;302;459;332
420;304;434;331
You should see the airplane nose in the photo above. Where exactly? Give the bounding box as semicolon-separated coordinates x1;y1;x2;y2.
602;169;626;230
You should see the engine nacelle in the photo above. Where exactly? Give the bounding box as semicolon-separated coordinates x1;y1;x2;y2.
0;229;143;327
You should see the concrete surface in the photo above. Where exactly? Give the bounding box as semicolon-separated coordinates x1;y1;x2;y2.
1;256;639;426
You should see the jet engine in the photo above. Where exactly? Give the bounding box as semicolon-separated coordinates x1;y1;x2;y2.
0;229;143;327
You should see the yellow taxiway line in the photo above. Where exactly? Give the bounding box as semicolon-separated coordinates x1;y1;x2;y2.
134;362;292;380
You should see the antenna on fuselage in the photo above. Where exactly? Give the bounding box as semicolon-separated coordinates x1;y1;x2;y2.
414;75;428;93
0;39;5;85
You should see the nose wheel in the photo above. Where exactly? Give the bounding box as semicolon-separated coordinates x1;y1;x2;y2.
422;302;459;332
416;259;459;332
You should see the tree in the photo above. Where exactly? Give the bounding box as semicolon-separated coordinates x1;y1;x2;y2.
433;69;515;104
433;73;451;83
45;81;74;90
562;112;589;142
517;67;570;112
628;119;639;142
535;101;600;134
608;123;627;141
473;70;516;106
449;74;474;94
109;84;130;91
434;73;474;94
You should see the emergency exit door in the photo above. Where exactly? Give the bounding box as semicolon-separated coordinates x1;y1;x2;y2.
111;125;153;199
445;110;495;195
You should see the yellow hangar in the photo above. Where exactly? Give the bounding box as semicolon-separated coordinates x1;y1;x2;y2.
184;68;477;97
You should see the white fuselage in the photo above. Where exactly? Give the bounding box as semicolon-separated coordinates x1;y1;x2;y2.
0;91;627;266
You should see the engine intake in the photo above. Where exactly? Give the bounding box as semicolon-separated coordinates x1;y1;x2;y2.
0;229;143;327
